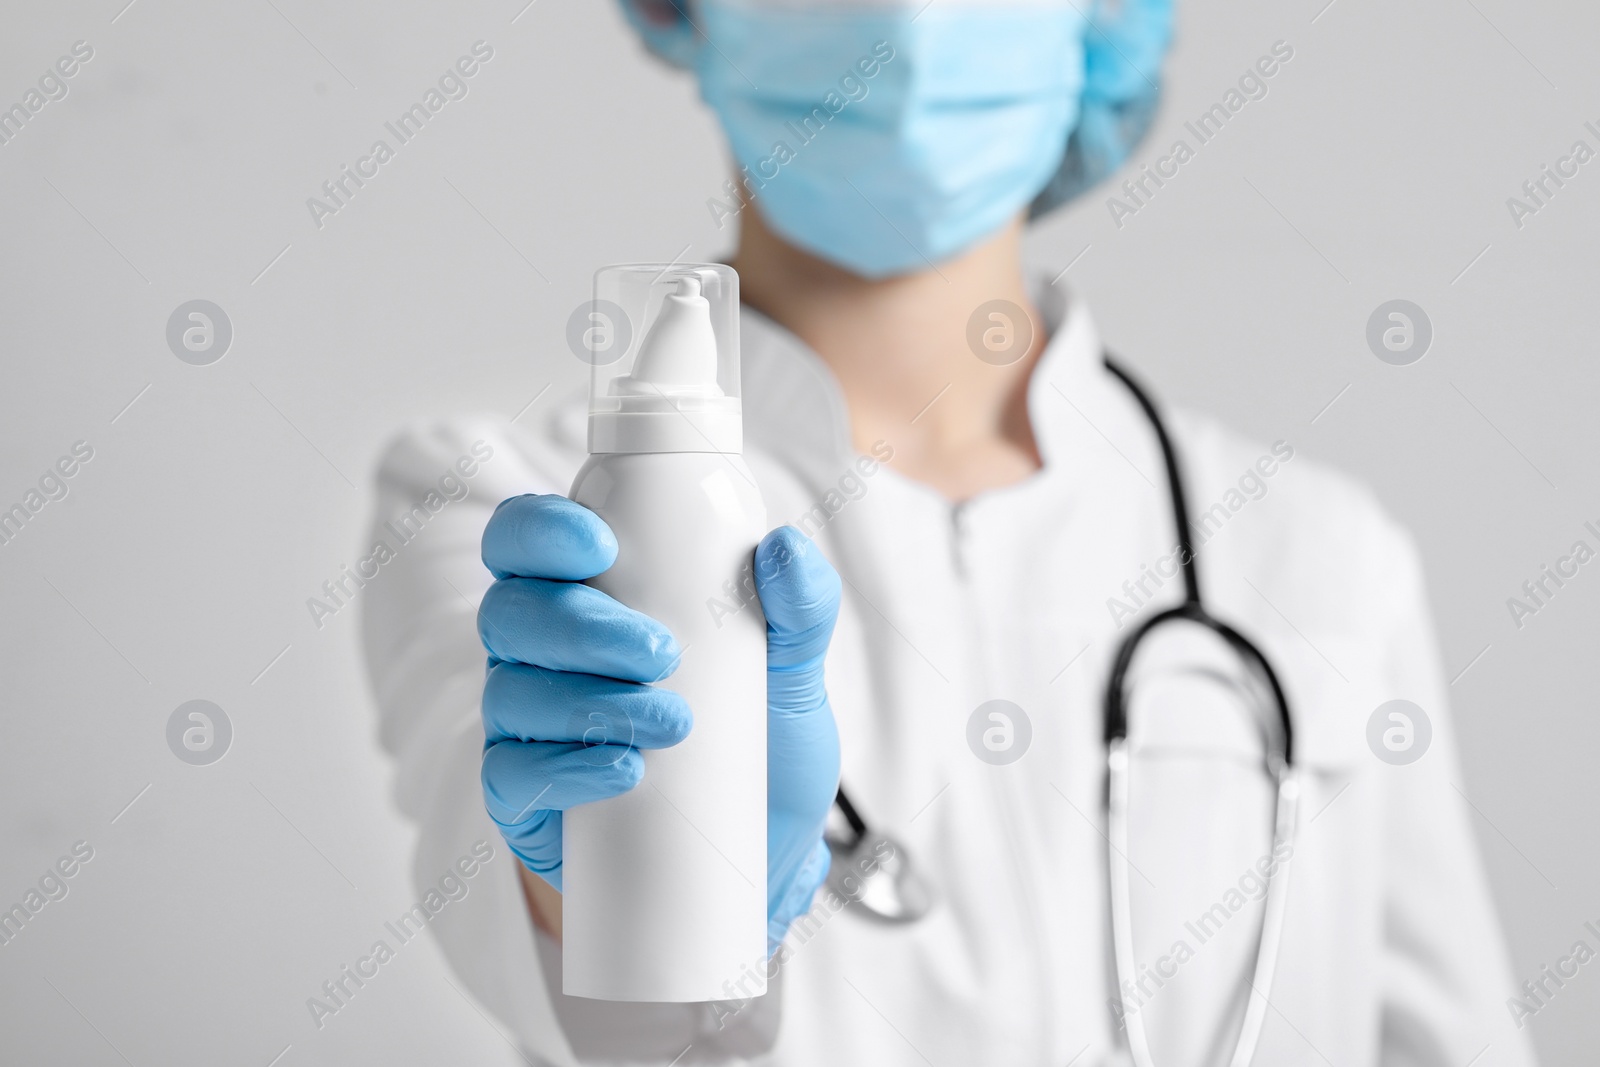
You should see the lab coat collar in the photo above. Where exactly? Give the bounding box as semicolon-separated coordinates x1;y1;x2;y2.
1026;278;1115;468
739;278;1114;477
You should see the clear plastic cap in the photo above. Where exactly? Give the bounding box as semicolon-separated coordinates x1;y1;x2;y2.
586;263;742;455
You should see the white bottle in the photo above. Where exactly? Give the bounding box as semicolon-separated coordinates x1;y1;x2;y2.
564;265;768;1002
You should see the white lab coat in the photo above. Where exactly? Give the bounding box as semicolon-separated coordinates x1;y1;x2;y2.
360;286;1535;1066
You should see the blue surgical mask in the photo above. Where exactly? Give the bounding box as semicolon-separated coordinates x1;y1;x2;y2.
620;0;1172;279
694;3;1085;278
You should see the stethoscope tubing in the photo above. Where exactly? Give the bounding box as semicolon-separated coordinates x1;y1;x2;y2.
1107;742;1301;1067
828;352;1301;1066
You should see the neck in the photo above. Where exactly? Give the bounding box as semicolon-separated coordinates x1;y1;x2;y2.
732;209;1046;502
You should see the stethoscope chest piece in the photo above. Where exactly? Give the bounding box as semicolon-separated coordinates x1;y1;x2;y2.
825;828;936;924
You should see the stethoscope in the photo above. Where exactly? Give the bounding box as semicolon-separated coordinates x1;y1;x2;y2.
824;354;1302;1067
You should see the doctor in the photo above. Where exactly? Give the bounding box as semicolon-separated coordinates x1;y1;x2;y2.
361;1;1535;1063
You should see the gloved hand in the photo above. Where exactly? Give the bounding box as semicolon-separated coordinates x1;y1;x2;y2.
477;494;842;952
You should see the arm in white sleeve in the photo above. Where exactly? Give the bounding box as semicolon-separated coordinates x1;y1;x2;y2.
1373;527;1537;1067
360;418;783;1065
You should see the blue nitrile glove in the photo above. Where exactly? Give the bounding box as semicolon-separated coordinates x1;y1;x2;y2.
477;494;842;953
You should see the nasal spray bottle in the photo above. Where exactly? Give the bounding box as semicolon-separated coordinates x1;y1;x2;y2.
564;264;768;1002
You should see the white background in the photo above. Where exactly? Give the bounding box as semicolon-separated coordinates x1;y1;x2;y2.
1;0;1596;1062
